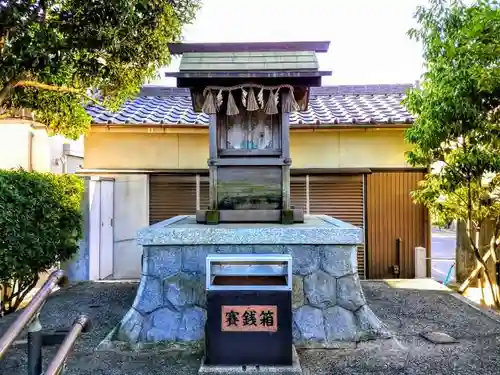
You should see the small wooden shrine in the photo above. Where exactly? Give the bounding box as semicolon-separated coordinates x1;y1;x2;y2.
166;42;332;224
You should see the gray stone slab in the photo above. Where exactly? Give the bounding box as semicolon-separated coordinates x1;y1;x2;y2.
182;246;209;273
198;346;302;375
291;276;305;309
148;307;181;341
177;307;207;341
254;245;286;254
164;273;206;308
336;274;366;311
137;215;363;245
420;331;458;344
286;245;320;275
143;246;182;278
356;305;392;340
320;245;357;277
303;270;337;309
293;306;325;342
324;305;358;341
132;276;163;314
116;307;145;343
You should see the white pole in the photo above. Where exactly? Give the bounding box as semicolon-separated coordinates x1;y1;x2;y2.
415;246;427;278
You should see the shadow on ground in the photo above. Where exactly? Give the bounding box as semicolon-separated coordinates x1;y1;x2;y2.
1;280;500;375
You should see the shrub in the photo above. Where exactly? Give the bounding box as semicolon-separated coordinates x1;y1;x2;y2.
0;169;83;316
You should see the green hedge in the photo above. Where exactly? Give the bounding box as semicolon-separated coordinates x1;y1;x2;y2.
0;169;83;315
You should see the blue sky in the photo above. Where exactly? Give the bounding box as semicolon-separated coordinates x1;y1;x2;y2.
157;0;427;86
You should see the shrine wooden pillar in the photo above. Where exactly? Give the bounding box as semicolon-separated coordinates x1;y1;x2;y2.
208;114;218;211
281;112;291;211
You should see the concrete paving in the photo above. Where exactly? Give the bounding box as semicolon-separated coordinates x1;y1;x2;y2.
2;279;500;375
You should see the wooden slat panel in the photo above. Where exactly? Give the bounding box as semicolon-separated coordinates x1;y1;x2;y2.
149;175;196;224
309;177;365;279
366;171;428;279
290;177;307;212
217;166;282;210
200;180;209;211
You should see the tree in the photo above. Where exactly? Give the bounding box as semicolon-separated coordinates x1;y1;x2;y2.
0;0;201;139
0;169;83;316
404;0;500;306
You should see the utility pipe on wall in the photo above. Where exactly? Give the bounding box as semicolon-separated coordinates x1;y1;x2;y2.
62;143;71;174
392;238;402;278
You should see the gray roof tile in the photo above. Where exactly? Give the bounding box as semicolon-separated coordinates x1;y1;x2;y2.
87;84;414;126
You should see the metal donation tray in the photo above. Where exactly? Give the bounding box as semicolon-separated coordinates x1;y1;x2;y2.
204;254;293;366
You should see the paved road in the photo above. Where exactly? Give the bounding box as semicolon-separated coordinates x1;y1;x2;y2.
431;229;456;283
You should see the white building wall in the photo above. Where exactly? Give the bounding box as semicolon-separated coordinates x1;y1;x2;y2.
0;121;84;173
0;122;33;170
31;128;51;171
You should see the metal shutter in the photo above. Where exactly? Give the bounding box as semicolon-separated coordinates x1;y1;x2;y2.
309;175;366;279
149;174;197;224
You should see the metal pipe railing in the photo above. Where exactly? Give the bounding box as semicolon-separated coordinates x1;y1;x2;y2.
44;315;91;375
0;269;68;359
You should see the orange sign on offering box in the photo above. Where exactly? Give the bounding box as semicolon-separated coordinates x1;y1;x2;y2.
221;305;278;332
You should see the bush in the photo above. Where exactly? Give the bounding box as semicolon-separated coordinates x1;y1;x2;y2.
0;169;83;316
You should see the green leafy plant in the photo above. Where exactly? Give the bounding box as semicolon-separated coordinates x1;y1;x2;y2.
0;0;201;139
404;0;500;306
0;169;83;316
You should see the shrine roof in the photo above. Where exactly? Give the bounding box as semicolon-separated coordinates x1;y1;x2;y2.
168;41;331;79
87;84;415;126
177;51;319;73
167;41;331;54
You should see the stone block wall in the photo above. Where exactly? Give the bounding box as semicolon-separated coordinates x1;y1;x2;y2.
117;244;390;348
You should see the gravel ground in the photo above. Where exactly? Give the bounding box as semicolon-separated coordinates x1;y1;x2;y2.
1;280;500;375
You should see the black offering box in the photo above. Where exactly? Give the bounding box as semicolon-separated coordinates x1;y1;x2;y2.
204;254;293;366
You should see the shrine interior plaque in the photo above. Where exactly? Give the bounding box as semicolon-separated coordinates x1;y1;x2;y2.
218;110;281;155
221;305;278;332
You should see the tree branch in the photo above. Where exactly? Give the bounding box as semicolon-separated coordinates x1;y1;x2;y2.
0;32;7;54
450;189;469;207
14;81;101;105
9;277;39;313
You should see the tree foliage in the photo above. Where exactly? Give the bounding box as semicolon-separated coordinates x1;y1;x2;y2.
0;169;83;316
404;0;500;304
0;0;201;138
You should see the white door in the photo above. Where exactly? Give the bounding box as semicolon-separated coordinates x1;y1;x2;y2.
99;180;114;279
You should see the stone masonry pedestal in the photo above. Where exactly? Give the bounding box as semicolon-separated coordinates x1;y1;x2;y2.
116;215;391;349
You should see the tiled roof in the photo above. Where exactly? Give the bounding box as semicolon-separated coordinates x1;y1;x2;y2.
86;84;415;126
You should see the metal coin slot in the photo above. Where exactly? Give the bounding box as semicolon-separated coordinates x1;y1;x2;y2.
212;275;287;286
206;254;292;291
